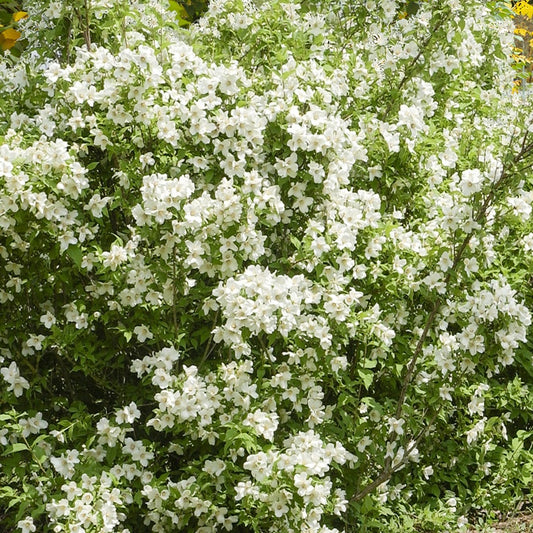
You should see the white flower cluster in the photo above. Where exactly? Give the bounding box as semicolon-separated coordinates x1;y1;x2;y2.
211;266;324;354
47;474;130;533
238;430;354;530
1;361;30;397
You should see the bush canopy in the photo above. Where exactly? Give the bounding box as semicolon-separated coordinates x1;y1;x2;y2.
1;0;533;532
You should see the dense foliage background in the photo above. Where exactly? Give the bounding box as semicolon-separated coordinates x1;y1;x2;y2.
1;0;533;532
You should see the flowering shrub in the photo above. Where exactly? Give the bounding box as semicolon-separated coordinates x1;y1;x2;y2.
1;0;533;531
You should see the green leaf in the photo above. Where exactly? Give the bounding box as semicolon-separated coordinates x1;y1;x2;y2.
223;427;240;454
33;446;47;461
32;434;49;446
4;442;28;454
168;0;191;26
357;368;374;390
363;358;377;369
107;445;118;463
66;245;83;268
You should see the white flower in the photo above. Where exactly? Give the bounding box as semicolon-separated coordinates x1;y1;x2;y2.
152;368;172;389
234;480;258;501
294;472;313;497
388;417;405;435
0;362;29;397
243;409;279;441
140;152;155;168
397;104;426;137
379;123;400;152
116;402;141;424
460;169;483;196
438;251;453;272
133;324;153;342
101;244;129;270
423;466;434;479
85;193;110;217
467;395;484;416
357;436;372;452
17;517;36;533
203;459;226;477
243;451;274;482
19;412;48;438
51;449;80;479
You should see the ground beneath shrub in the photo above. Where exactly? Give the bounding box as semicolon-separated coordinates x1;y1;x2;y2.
471;513;533;532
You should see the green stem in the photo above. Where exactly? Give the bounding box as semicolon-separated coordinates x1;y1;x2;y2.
21;435;47;476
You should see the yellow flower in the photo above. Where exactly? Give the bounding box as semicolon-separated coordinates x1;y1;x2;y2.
0;28;21;51
0;11;28;51
514;27;532;37
514;0;533;18
13;11;28;23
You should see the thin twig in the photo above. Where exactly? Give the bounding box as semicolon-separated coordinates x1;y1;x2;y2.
199;310;219;368
83;0;91;49
22;435;48;476
172;245;178;335
382;15;449;119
